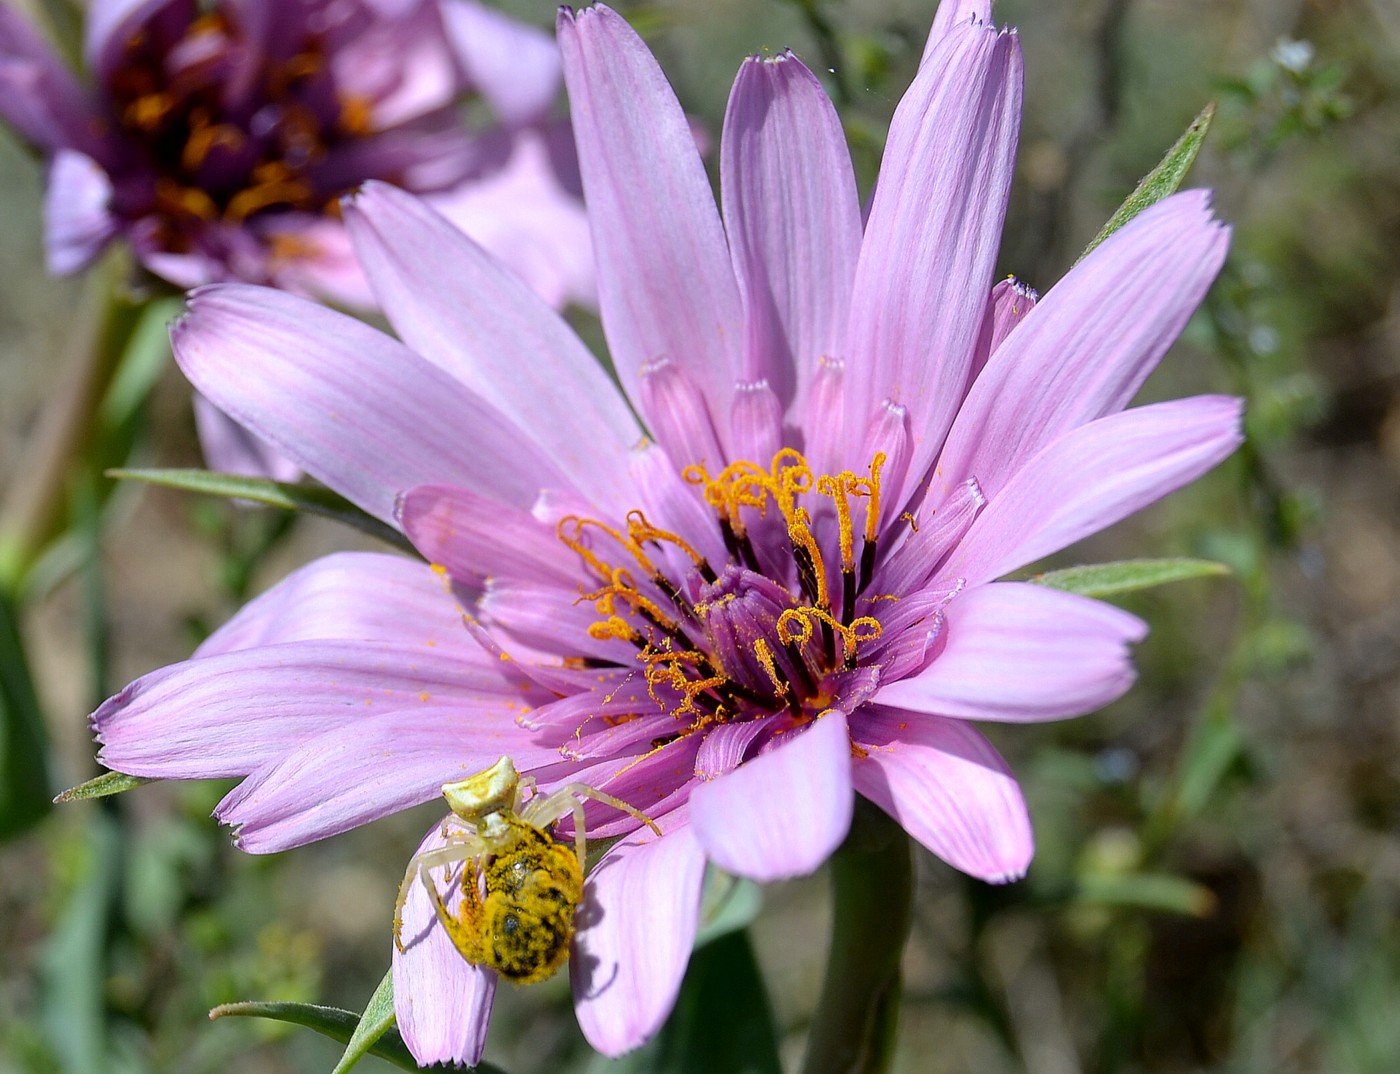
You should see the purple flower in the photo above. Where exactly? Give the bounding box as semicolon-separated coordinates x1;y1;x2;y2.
0;0;592;307
91;0;1242;1064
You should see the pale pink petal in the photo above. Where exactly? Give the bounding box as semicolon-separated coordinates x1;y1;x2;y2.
637;358;725;470
851;705;1031;882
427;129;596;310
728;380;784;465
191;392;302;484
922;0;994;61
443;0;561;127
93;641;517;777
934;191;1231;500
171;284;568;524
965;275;1038;390
42;150;117;275
334;0;459;127
258;217;377;310
721;50;861;413
85;0;172;83
572;812;706;1057
876;477;986;596
843;21;1022;503
216;708;560;852
557;4;742;424
873;583;1146;723
690;710;853;881
0;8;103;156
480;580;635;664
345;182;633;508
944;395;1245;586
194;551;472;657
398;484;583;588
627;442;728;571
394;818;496;1067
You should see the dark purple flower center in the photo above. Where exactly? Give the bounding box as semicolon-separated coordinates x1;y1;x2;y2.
104;6;375;248
556;449;894;743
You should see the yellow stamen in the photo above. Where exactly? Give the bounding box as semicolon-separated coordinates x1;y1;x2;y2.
752;639;788;698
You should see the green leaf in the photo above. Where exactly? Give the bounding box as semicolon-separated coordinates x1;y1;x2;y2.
0;591;51;839
593;930;782;1074
107;469;415;555
330;970;397;1074
54;770;152;804
210;1001;420;1071
1077;101;1216;263
1076;872;1216;917
1033;558;1230;599
693;871;762;949
1174;714;1245;822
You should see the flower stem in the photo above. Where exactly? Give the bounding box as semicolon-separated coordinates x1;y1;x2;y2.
800;798;913;1074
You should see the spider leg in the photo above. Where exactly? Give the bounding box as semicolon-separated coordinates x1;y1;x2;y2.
392;834;487;952
560;784;664;836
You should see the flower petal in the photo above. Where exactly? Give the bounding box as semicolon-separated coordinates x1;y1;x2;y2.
216;708;559;852
851;705;1031;882
965;275;1038;391
345;183;635;509
934;191;1231;500
0;6;103;155
42;150;117;274
195;551;472;658
171;283;567;524
191;391;302;484
443;0;561;127
721;50;861;413
922;0;994;60
572;812;706;1057
427;127;595;310
84;0;172;83
93;641;518;778
398;483;583;589
690;709;854;881
945;395;1245;586
394;818;497;1067
843;20;1022;502
873;583;1146;723
557;4;742;425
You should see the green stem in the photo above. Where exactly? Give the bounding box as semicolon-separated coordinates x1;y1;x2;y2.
0;264;144;597
800;799;913;1074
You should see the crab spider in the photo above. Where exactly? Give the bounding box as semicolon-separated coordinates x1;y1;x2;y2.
392;756;662;984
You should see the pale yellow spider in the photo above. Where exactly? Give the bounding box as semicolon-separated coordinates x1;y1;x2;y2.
392;756;661;984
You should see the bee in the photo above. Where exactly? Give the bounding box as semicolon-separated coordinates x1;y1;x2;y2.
392;756;660;984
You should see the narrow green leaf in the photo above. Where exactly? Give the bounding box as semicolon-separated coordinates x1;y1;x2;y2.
209;999;511;1073
1077;101;1216;263
1076;872;1216;917
1174;715;1245;822
693;871;763;949
1033;558;1229;599
330;970;397;1074
0;591;51;838
210;1002;417;1071
107;469;416;555
97;295;181;429
54;770;152;804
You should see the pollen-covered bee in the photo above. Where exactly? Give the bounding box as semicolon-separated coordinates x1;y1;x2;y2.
393;756;660;984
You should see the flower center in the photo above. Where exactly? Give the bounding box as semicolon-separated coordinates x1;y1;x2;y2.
106;9;376;245
557;449;892;738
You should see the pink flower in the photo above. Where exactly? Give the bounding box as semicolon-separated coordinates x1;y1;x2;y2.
0;0;592;308
91;1;1242;1064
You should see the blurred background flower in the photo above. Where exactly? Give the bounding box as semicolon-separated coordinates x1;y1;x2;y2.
0;0;593;307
